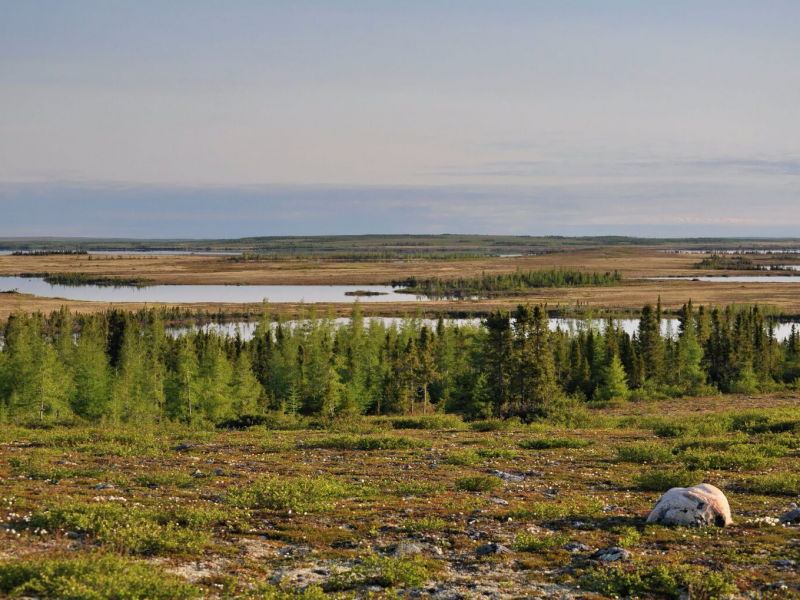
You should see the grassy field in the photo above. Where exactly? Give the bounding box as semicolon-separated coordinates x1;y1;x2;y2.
1;393;799;599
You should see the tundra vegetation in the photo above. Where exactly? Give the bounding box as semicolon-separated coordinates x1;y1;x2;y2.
2;299;800;598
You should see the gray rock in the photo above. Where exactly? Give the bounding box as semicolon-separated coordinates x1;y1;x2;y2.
646;483;732;527
93;483;114;490
780;508;800;524
391;542;425;557
489;497;509;506
491;470;524;483
773;559;797;568
590;547;632;562
172;443;192;451
563;542;590;553
476;543;514;557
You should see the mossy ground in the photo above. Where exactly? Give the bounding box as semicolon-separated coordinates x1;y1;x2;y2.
2;394;800;599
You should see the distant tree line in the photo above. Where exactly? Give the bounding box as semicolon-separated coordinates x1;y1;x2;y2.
1;300;799;426
16;273;153;287
393;268;622;298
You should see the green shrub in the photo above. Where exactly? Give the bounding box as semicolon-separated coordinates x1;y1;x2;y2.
455;475;503;492
507;499;604;522
444;450;481;466
469;418;522;432
741;473;800;496
476;448;519;460
0;554;198;600
365;555;432;588
324;555;433;591
227;476;352;512
253;584;328;600
615;526;642;548
634;469;704;492
402;516;448;532
616;442;674;464
518;437;592;450
392;480;446;497
390;415;466;430
27;502;222;555
581;564;735;600
302;435;426;451
678;445;775;471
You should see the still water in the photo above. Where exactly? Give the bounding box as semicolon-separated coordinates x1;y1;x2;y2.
0;276;422;304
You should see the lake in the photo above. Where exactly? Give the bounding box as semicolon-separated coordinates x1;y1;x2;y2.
0;276;424;304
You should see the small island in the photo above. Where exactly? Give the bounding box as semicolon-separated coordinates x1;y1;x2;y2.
343;290;389;297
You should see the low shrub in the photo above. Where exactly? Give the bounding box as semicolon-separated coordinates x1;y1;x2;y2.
678;445;775;471
389;414;466;430
469;418;522;432
633;469;704;492
518;437;592;450
741;473;800;496
513;532;568;552
301;435;426;451
580;564;735;600
444;450;481;466
227;476;352;512
455;475;503;492
0;554;198;600
27;502;223;555
616;443;674;464
506;498;604;522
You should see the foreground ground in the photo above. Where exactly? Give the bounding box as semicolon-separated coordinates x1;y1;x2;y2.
2;394;800;599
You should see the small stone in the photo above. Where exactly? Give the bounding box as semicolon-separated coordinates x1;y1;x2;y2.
172;443;192;451
488;497;509;506
563;542;590;553
93;483;114;490
476;543;514;557
590;547;632;562
391;542;425;557
491;470;524;483
191;469;205;478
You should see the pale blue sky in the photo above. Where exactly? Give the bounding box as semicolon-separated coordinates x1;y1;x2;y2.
1;1;799;237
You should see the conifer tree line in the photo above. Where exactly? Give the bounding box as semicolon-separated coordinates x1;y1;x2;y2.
1;300;799;425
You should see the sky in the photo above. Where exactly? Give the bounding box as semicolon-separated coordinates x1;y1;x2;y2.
1;1;799;238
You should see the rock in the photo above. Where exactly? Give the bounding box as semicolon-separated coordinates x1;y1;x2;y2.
563;542;590;553
490;470;524;483
391;542;425;557
773;559;797;568
488;497;509;506
780;508;800;524
172;443;192;451
476;543;513;557
190;469;205;478
93;483;114;490
646;483;732;527
590;547;632;562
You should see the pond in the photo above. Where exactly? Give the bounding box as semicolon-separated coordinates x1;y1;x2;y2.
0;276;424;304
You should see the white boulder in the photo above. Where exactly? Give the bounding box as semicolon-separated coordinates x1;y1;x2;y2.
646;483;732;527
